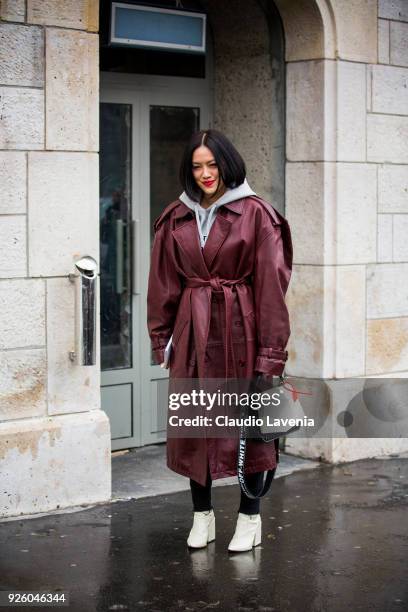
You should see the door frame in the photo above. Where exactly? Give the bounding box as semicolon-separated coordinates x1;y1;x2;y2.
100;72;212;450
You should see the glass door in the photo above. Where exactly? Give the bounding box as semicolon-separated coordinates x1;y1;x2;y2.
100;103;132;372
100;73;210;449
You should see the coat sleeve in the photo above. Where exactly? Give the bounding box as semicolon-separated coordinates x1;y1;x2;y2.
252;217;293;377
147;220;183;365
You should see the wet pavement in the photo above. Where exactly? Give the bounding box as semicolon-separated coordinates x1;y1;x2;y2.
0;456;407;612
111;443;320;501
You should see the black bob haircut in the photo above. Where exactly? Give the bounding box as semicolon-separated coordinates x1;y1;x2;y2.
179;129;246;201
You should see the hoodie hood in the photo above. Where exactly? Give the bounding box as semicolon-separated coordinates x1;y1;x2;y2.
179;179;256;248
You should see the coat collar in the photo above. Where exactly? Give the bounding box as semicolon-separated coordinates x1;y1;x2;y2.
172;200;247;272
174;198;245;221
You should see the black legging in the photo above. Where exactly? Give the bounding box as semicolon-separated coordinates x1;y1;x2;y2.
190;466;264;515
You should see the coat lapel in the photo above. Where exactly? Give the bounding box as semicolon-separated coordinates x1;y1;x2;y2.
202;212;232;270
172;218;210;278
171;198;245;274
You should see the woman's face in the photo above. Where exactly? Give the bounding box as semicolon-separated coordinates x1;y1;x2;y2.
192;146;225;201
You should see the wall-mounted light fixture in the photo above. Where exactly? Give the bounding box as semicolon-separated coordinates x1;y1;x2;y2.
110;2;206;54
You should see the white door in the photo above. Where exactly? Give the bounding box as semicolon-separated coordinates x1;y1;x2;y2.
99;72;211;450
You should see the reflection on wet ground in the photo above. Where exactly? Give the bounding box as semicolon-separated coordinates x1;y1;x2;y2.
0;457;407;612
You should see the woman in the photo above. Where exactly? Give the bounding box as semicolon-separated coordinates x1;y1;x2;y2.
147;130;292;552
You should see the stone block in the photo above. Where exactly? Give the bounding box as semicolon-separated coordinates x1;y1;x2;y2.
286;162;337;265
390;21;408;67
393;214;408;261
27;0;98;31
377;214;393;262
0;279;45;349
87;0;98;32
287;60;336;161
0;23;44;87
367;115;408;163
0;152;26;214
45;29;98;151
28;152;99;277
47;277;100;415
372;65;408;115
286;265;335;378
333;0;377;63
336;163;377;264
378;164;408;213
0;0;25;22
328;378;408;455
335;266;366;377
367;317;408;374
286;417;408;463
367;263;408;318
0;349;46;421
286;162;323;264
379;0;408;22
337;61;367;162
0;411;111;518
0;216;26;278
366;65;372;111
284;438;334;463
273;0;327;61
378;19;390;64
0;87;44;150
332;439;408;462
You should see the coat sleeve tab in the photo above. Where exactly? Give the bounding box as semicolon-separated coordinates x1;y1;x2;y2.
254;348;288;377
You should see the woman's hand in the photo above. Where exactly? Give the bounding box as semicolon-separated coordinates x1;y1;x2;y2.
253;372;283;391
160;362;169;370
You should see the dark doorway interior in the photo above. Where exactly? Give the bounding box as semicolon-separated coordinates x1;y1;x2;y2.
99;0;207;77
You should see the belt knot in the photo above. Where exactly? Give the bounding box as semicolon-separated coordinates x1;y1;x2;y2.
184;275;251;378
210;277;222;291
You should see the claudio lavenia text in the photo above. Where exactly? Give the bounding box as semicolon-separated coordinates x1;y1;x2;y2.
168;415;315;427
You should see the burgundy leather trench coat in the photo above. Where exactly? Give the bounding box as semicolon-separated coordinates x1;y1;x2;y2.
147;194;293;486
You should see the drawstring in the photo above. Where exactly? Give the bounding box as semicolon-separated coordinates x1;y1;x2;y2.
194;206;205;247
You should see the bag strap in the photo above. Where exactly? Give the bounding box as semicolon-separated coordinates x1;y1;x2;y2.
237;433;276;499
237;399;277;499
236;371;289;499
238;371;302;499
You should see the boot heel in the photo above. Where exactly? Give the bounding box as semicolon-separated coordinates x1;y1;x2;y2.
253;521;262;547
208;518;215;542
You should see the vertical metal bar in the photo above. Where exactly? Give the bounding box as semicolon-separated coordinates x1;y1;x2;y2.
74;256;98;366
116;219;124;294
132;219;140;295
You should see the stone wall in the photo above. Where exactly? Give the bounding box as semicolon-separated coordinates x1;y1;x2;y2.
369;0;408;375
280;0;408;462
203;0;286;212
0;0;111;518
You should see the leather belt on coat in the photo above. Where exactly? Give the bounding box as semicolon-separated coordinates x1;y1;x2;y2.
184;276;250;379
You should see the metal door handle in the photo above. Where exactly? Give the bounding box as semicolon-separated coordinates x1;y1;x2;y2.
116;219;124;294
70;256;98;366
131;219;140;295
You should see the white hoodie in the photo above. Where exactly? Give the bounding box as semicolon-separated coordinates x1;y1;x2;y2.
179;178;256;248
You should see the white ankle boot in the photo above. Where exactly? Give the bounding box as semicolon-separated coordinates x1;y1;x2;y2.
187;509;215;548
228;513;262;552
